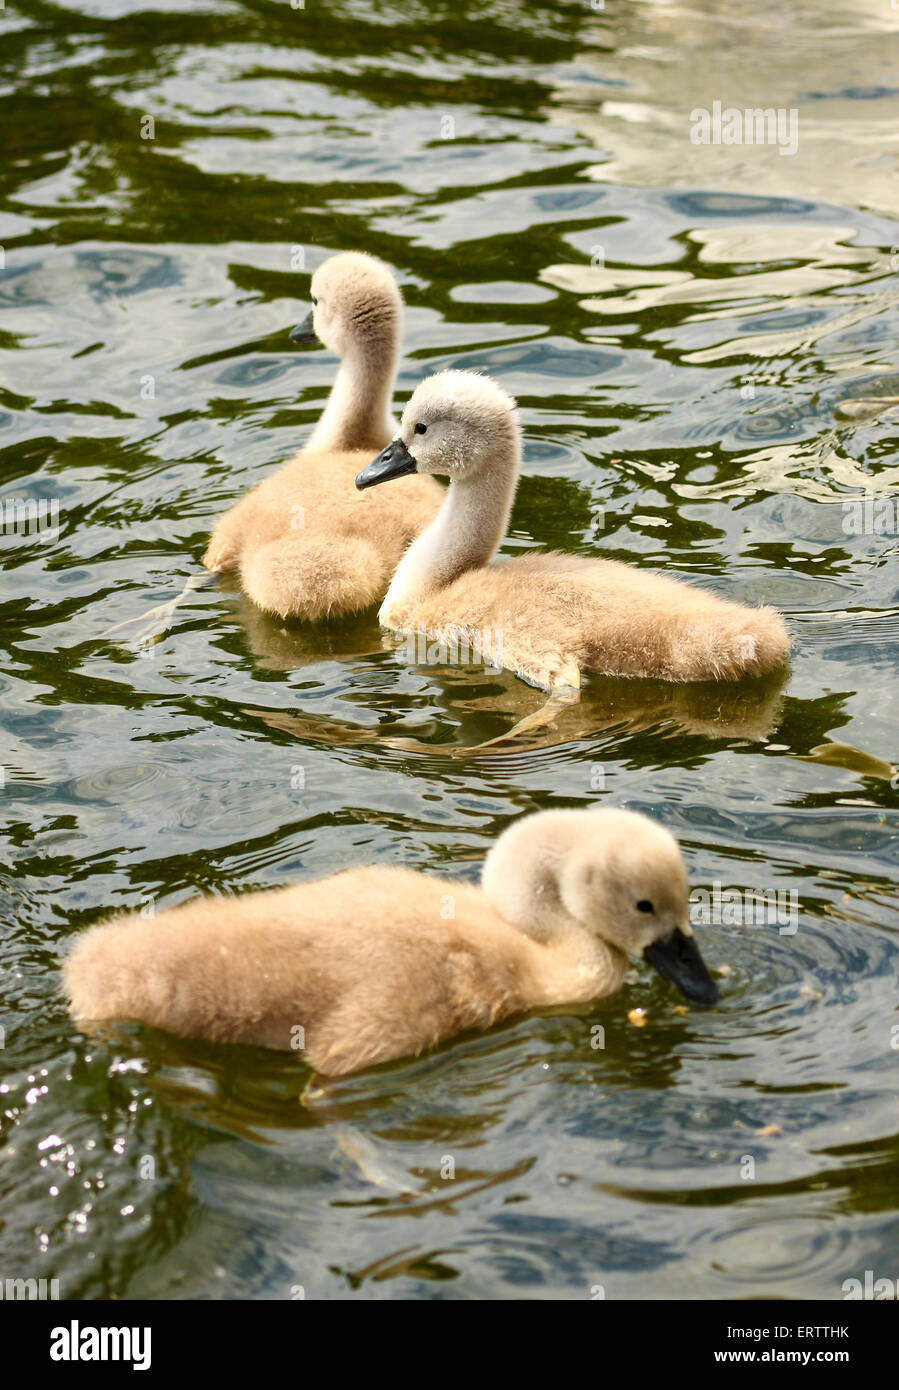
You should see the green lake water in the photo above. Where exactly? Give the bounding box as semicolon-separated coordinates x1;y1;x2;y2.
1;0;898;1299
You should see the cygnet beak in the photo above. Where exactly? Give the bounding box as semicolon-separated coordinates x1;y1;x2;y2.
356;438;418;490
643;927;719;1006
289;310;318;345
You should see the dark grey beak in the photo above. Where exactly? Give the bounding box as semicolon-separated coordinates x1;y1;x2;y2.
643;928;719;1006
356;438;418;490
289;310;318;345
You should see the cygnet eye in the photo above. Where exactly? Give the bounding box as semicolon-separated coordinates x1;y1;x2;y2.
636;900;655;914
311;295;319;306
414;422;427;435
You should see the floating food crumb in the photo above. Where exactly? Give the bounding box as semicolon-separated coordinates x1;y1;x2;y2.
754;1124;782;1137
672;1005;689;1015
627;1008;648;1027
715;964;733;977
800;986;823;1000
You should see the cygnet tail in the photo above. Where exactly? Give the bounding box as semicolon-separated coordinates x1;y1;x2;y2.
241;534;389;620
62;915;274;1047
64;918;184;1035
675;604;791;682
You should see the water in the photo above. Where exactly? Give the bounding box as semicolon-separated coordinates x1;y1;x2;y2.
1;0;897;1301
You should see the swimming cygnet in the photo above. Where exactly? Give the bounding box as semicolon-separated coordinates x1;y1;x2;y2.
203;251;442;620
355;371;791;690
63;808;718;1077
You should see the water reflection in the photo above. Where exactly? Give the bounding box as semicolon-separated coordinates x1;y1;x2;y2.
550;0;899;217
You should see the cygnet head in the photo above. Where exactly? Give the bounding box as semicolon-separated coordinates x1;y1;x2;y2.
482;808;719;1006
355;369;519;490
289;251;402;359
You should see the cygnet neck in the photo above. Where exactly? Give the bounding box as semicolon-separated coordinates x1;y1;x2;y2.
480;819;626;1005
307;337;398;453
381;427;520;613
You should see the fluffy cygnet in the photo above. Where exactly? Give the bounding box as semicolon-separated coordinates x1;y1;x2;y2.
355;370;791;690
203;251;442;620
63;808;718;1076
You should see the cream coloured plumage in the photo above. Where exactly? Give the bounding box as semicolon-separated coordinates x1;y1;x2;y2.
203;251;442;620
63;808;718;1077
355;370;791;690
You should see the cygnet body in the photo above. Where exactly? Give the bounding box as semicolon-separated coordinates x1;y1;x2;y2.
355;370;791;690
63;808;717;1076
204;251;442;620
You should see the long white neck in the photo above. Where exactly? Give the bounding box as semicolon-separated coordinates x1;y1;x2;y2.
380;428;520;619
306;341;398;454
